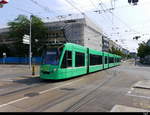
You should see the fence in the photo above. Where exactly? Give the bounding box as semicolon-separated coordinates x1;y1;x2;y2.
0;57;42;64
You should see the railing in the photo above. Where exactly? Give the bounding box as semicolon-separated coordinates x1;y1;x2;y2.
0;57;42;64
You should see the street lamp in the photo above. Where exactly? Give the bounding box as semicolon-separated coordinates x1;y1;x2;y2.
29;15;33;70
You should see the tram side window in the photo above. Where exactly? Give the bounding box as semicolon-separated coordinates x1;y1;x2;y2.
119;58;121;62
117;58;119;62
99;55;103;64
109;57;114;63
61;51;72;68
75;52;85;67
90;54;102;65
105;56;108;64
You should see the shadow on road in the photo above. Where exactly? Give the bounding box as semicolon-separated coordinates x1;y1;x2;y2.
12;75;77;85
135;61;150;67
12;76;62;85
13;77;43;85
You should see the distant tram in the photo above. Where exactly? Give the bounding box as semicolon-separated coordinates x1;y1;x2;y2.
40;43;121;80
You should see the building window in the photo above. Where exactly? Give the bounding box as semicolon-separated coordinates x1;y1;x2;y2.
75;52;85;67
61;51;72;68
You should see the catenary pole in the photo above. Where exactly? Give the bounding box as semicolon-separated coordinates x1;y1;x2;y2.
29;15;32;70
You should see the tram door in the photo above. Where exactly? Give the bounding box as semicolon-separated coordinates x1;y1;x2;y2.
87;48;89;73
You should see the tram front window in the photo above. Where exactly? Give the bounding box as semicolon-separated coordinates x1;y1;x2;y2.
43;48;62;65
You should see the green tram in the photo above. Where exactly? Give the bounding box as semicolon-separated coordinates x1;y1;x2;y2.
40;43;121;80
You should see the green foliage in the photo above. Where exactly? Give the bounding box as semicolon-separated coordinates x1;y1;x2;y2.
109;46;130;58
137;41;150;58
8;15;48;57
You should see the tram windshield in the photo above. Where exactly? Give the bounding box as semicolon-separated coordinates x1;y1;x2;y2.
42;48;62;65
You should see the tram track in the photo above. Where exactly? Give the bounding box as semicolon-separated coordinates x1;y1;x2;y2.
0;68;117;112
64;70;117;112
0;78;48;96
28;69;118;112
0;68;110;97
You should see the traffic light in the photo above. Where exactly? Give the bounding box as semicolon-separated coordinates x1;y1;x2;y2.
128;0;132;4
0;0;9;4
133;36;141;40
128;0;139;5
0;0;9;8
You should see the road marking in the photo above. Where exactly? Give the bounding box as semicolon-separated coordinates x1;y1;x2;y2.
39;78;83;94
0;78;83;108
0;97;29;108
128;91;131;94
0;79;14;82
126;93;150;99
110;104;149;112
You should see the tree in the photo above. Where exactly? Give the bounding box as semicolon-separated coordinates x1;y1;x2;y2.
8;15;48;57
137;41;150;58
109;46;127;58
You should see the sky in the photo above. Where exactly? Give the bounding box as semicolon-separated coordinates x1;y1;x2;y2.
0;0;150;53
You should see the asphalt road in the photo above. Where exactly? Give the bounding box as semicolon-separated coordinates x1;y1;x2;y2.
0;64;39;80
0;60;150;112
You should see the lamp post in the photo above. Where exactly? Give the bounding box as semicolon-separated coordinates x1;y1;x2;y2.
29;15;33;70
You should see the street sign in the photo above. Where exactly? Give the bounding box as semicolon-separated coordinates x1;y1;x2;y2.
23;34;30;44
23;39;29;44
23;34;30;39
3;52;6;57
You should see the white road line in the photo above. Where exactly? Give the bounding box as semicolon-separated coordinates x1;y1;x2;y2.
0;78;83;108
0;97;29;108
126;93;150;99
39;78;83;94
128;91;131;94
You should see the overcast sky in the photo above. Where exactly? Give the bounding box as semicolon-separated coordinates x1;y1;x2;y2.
0;0;150;52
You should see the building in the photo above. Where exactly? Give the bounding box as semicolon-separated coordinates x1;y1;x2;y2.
122;48;130;55
147;39;150;46
0;28;17;44
45;16;103;51
130;52;137;58
109;40;121;51
102;35;109;52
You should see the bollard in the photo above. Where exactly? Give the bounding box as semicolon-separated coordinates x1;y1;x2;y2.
32;65;35;76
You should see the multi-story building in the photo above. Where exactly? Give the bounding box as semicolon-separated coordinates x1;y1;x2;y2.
122;48;130;55
147;39;150;46
0;28;16;44
130;52;137;58
109;39;124;51
102;35;109;52
45;16;103;51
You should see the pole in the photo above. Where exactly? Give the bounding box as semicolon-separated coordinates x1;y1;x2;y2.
29;15;32;70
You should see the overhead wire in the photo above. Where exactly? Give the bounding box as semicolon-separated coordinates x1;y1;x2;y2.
88;0;115;37
99;0;140;34
29;0;58;19
64;0;85;15
90;0;113;26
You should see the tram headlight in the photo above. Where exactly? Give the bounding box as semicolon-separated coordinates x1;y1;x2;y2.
53;68;57;72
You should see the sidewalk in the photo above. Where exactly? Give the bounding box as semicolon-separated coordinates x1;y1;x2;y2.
0;64;40;80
